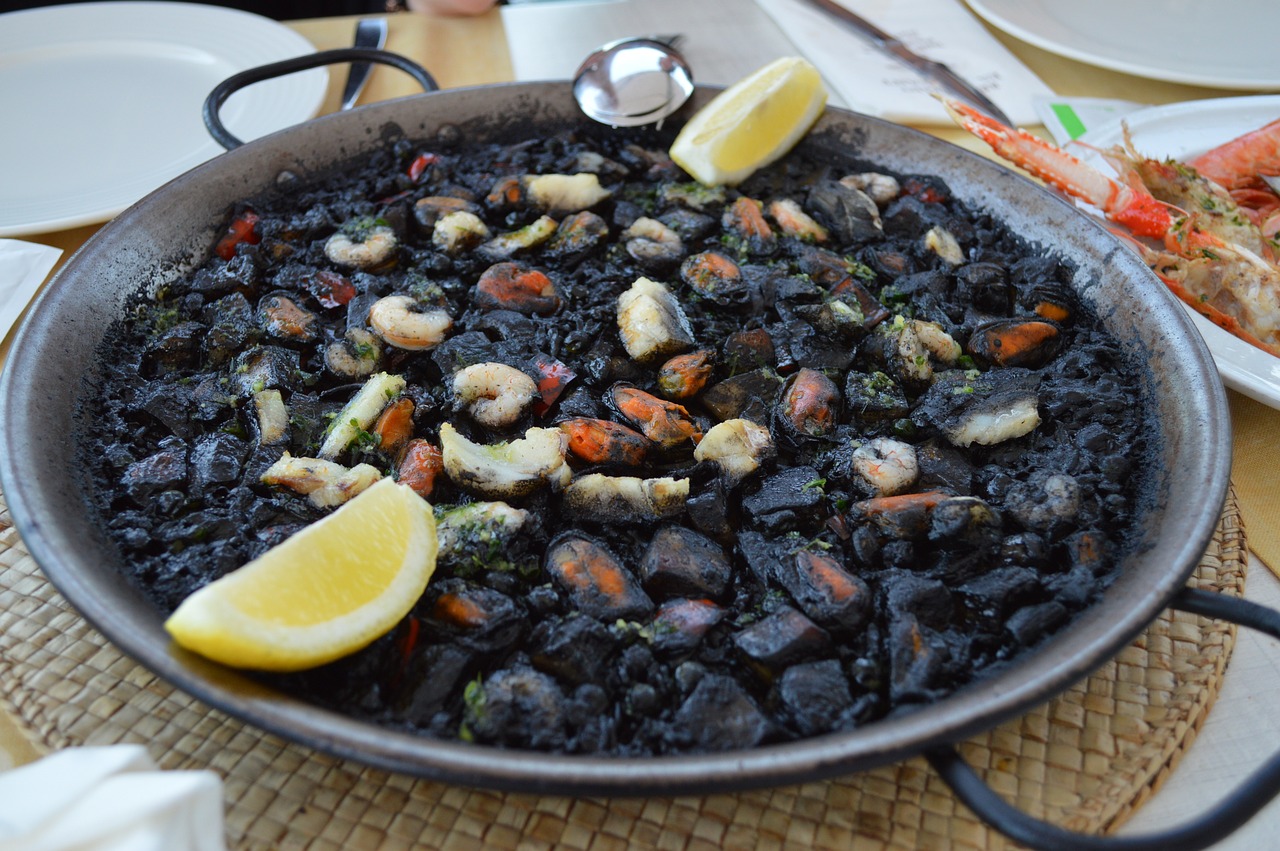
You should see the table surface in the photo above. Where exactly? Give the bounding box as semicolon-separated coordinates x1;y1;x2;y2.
5;7;1280;849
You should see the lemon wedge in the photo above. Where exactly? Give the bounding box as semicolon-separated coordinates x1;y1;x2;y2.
164;478;437;672
669;56;828;187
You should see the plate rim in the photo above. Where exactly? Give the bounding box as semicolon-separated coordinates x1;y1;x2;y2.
965;0;1280;90
0;0;328;237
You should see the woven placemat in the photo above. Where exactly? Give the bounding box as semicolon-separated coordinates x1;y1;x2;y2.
0;491;1245;850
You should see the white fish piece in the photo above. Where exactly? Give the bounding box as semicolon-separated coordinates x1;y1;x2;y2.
616;276;696;364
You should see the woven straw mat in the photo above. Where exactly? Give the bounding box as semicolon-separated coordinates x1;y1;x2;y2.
0;490;1246;851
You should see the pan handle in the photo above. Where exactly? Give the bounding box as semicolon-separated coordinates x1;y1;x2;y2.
926;587;1280;851
203;48;440;151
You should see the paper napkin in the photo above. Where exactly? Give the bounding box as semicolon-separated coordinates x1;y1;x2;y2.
0;239;61;344
751;0;1053;125
0;745;226;851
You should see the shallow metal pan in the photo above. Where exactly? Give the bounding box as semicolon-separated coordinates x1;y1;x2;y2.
0;52;1272;849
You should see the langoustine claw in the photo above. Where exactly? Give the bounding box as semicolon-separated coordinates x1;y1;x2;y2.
938;96;1175;242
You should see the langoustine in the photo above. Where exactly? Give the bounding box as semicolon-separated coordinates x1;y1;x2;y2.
1189;117;1280;237
942;96;1280;357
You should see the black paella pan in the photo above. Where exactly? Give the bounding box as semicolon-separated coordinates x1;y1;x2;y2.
2;50;1277;851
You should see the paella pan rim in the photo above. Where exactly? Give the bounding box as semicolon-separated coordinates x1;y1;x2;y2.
0;81;1232;795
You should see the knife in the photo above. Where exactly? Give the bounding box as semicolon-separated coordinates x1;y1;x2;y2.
798;0;1016;128
341;17;388;111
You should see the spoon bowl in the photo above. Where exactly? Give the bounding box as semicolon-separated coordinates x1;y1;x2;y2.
572;37;694;127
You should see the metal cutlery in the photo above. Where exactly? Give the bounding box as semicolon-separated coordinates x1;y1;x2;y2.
798;0;1015;127
341;17;388;111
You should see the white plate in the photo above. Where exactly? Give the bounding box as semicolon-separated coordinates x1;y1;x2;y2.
966;0;1280;90
0;1;327;236
1077;96;1280;409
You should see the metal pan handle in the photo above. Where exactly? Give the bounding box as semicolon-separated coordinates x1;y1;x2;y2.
203;48;440;151
927;587;1280;851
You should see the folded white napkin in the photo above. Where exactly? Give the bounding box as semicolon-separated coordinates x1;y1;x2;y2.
0;745;226;851
755;0;1054;126
0;239;61;343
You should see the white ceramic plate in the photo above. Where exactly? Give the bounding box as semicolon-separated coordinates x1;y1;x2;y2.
966;0;1280;90
0;1;327;236
1077;96;1280;409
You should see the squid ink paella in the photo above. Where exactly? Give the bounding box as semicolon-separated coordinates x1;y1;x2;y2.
83;122;1153;756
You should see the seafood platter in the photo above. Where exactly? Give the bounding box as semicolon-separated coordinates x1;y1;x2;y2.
3;50;1273;846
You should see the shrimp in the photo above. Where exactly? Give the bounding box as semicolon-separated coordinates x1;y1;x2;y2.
452;362;538;429
910;319;961;365
324;327;383;378
325;221;397;269
840;172;901;206
432;211;491;255
851;437;918;497
621;217;685;266
1189;117;1280;233
1191;118;1280;189
368;295;453;351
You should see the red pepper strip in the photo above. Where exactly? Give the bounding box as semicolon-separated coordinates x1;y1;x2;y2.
376;189;415;206
408;153;439;183
306;269;356;308
391;616;422;690
532;355;576;416
902;177;948;204
214;210;260;261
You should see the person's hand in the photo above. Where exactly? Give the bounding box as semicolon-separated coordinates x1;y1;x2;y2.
407;0;497;14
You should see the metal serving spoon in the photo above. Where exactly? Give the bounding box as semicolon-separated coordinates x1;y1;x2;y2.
572;36;694;128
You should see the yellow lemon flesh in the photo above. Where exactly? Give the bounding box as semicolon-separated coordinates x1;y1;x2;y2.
669;56;828;187
164;478;437;672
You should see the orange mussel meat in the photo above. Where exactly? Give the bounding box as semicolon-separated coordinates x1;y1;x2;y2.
396;439;444;499
781;368;840;436
558;417;651;466
611;385;702;449
657;350;715;400
475;261;561;315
